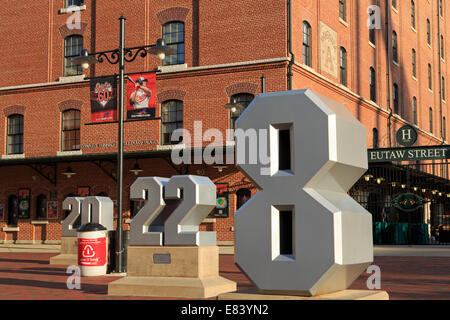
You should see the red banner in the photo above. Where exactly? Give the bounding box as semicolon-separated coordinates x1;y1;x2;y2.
127;72;157;120
90;76;117;123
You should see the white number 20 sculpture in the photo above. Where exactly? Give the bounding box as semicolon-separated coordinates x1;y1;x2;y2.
235;90;373;296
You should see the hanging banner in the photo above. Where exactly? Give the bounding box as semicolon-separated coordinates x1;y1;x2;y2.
210;183;229;218
90;76;117;123
127;72;157;120
18;189;30;219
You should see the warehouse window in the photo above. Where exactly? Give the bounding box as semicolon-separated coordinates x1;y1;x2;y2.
162;22;185;66
64;35;83;76
413;97;417;125
427;19;431;45
428;64;432;90
411;1;415;29
370;67;376;102
236;188;251;210
429;107;433;133
36;194;47;219
161;100;183;145
340;47;347;86
62;109;80;151
230;93;254;130
392;31;398;63
7;114;24;155
392;0;397;9
412;49;416;77
372;128;379;148
369;28;375;46
442;77;446;100
440;0;443;17
339;0;346;21
441;35;445;59
303;21;312;67
444;117;447;140
393;83;399;114
65;0;84;7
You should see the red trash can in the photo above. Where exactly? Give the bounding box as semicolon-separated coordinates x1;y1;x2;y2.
77;223;108;276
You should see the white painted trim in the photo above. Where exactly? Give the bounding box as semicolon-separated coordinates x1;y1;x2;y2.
58;75;86;83
156;144;185;151
157;64;188;73
57;150;82;156
0;58;289;92
202;218;216;223
59;5;86;14
2;227;19;232
2;154;25;160
31;220;49;225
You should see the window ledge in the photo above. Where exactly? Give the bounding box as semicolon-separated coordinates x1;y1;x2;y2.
156;144;185;151
392;7;398;14
59;5;86;14
2;227;19;232
427;43;432;49
412;76;418;82
202;218;216;223
57;150;82;156
31;220;49;225
338;18;348;27
2;154;25;160
369;41;376;49
157;64;188;73
411;26;417;33
393;61;399;67
58;75;85;83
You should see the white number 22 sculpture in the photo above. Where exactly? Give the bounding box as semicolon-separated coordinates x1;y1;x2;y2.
235;90;373;296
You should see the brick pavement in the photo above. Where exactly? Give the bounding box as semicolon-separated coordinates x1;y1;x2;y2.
0;252;449;300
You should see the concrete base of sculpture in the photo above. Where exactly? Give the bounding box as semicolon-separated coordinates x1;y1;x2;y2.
108;245;236;298
49;237;77;265
218;289;389;300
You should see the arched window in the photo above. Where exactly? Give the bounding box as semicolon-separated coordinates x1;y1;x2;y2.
303;21;312;67
229;93;254;130
7;195;18;226
412;49;416;77
392;0;397;9
62;109;81;151
7;114;24;155
392;31;398;63
372;128;379;149
161;100;183;145
429;107;433;133
442;77;446;100
36;194;47;219
339;0;346;21
411;1;416;29
413;97;418;125
370;67;376;102
440;0;443;17
340;47;347;86
441;35;445;59
236;188;251;210
64;35;83;76
428;64;433;90
393;83;399;114
369;27;375;45
427;19;431;45
162;22;185;66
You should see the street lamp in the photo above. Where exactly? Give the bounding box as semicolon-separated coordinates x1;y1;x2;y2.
72;15;175;273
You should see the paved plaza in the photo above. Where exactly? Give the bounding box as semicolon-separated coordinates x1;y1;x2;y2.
0;245;449;300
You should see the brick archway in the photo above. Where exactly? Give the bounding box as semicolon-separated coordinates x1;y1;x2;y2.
3;105;26;117
225;83;259;97
156;7;190;25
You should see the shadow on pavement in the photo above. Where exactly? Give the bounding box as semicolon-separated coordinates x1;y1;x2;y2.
0;258;48;265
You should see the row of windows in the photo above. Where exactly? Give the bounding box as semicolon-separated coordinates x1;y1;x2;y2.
393;0;444;17
4;93;253;155
63;21;185;76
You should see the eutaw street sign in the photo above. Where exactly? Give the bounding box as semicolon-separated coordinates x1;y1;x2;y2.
368;145;450;162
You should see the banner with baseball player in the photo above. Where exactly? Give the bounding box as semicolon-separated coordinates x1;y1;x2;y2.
90;76;117;123
127;72;157;120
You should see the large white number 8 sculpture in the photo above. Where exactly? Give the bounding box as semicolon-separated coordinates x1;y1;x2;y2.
235;90;373;296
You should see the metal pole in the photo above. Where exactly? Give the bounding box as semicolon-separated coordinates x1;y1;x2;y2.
115;14;126;273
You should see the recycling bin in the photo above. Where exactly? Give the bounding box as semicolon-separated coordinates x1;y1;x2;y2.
77;223;108;276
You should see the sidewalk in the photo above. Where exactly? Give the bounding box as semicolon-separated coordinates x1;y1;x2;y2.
2;243;450;256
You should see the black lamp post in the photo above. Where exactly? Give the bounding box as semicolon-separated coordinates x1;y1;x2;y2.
72;15;175;273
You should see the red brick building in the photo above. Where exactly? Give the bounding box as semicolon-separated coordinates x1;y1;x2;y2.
0;0;449;244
